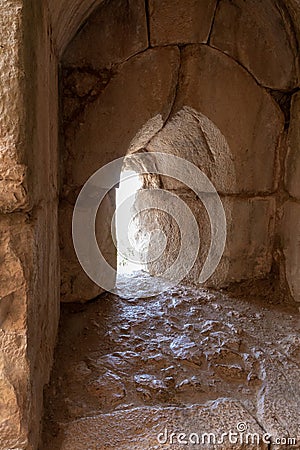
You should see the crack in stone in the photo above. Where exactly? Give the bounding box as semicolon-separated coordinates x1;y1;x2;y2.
206;41;288;93
189;110;216;164
144;0;151;48
207;0;220;45
133;45;182;153
235;399;269;437
162;46;181;124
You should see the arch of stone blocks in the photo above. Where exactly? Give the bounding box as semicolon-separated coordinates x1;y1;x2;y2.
0;1;300;449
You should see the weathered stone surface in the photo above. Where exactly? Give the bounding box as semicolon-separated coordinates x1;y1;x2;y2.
137;190;275;286
148;0;217;46
215;197;276;285
0;214;28;332
63;0;148;69
0;0;59;214
27;13;59;210
63;70;99;97
285;0;300;58
257;359;300;445
65;47;180;187
175;45;284;193
0;331;29;450
24;4;61;449
282;201;300;302
185;196;276;287
210;0;298;90
286;91;300;199
42;272;299;449
0;211;58;449
45;401;267;449
87;371;126;408
0;1;28;213
127;115;164;155
49;0;105;55
60;19;179;305
0;2;61;449
136;190;211;284
0;163;27;213
0;207;60;450
48;0;300;64
60;192;117;303
1;0;298;448
146;107;236;193
60;37;179;305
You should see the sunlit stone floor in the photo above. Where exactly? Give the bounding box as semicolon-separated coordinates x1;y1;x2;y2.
42;273;300;449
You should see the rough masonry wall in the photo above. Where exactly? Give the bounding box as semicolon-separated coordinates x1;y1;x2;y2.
60;0;299;301
0;0;299;448
0;1;60;449
283;91;300;302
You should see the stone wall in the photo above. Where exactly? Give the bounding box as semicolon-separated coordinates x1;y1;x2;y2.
0;1;60;448
59;0;299;300
0;0;299;449
283;91;300;302
0;1;114;445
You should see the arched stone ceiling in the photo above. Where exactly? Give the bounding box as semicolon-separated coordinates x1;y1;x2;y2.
48;0;300;58
48;0;104;56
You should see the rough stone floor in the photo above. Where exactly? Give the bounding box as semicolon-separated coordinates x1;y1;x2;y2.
41;273;300;450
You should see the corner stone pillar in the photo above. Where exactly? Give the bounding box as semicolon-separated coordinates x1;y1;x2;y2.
0;1;60;448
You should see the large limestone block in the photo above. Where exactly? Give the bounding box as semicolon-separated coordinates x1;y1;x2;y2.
0;0;59;213
257;359;300;444
0;3;60;448
141;191;212;284
148;0;217;46
286;91;300;199
0;206;60;449
175;45;284;194
146;107;236;194
66;47;180;187
136;190;275;287
27;12;59;210
63;0;148;69
0;214;34;449
60;191;117;303
0;214;31;332
210;0;298;90
26;203;60;450
215;197;276;285
0;331;29;450
282;201;300;302
0;162;27;213
45;400;267;449
0;2;28;213
183;196;275;286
